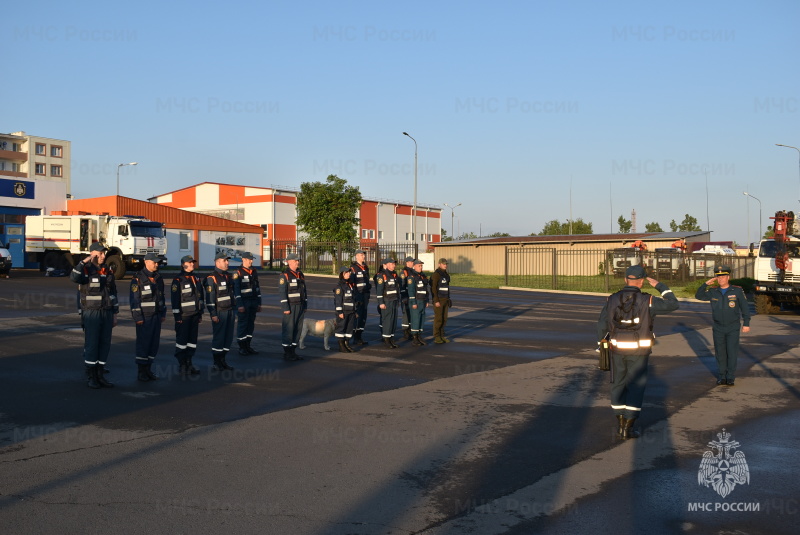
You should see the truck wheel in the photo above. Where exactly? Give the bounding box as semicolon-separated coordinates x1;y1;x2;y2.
43;251;61;271
106;255;127;279
755;295;779;315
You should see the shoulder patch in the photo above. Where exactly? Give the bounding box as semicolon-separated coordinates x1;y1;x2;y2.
336;288;341;294
207;285;213;293
232;273;239;279
377;278;384;285
171;283;178;292
279;278;285;285
131;283;138;293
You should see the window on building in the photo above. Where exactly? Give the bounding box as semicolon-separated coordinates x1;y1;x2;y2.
405;232;412;240
51;146;62;158
51;165;63;177
35;163;46;175
368;229;374;239
35;143;46;155
361;229;369;239
12;143;21;152
378;231;384;240
179;232;190;251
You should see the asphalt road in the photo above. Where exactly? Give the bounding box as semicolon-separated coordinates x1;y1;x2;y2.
0;269;798;534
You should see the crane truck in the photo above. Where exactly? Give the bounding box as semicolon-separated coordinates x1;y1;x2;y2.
753;210;800;312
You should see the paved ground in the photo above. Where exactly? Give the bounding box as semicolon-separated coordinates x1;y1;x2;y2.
0;270;798;534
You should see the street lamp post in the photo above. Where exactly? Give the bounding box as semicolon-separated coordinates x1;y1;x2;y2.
743;191;762;242
116;162;138;196
402;132;417;253
443;202;461;240
775;144;800;203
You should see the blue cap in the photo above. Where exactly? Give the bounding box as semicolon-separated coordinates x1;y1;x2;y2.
625;265;646;279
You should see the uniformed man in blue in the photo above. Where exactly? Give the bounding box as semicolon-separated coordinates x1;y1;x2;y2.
233;251;262;355
130;252;167;381
406;259;431;346
205;252;235;371
399;256;415;340
349;249;371;345
695;265;751;386
597;265;679;439
171;255;204;376
279;252;307;361
334;265;359;353
70;242;118;389
375;258;401;348
430;258;452;344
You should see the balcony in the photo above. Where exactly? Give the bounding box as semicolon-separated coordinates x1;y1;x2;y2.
0;170;27;178
0;149;28;162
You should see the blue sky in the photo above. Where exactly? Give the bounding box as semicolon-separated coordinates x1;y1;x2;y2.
3;1;799;244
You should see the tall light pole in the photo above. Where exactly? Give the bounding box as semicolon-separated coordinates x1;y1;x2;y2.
116;162;138;196
775;144;800;203
402;132;418;252
443;202;461;240
743;191;762;242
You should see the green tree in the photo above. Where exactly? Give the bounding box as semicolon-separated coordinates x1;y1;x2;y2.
440;228;452;242
645;222;663;232
296;175;362;272
487;232;511;237
669;214;702;232
457;231;479;240
536;218;593;235
617;215;632;234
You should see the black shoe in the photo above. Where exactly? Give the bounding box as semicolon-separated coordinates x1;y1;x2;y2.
186;358;200;375
86;367;101;389
403;328;412;340
338;339;350;353
246;340;259;355
389;337;399;349
290;346;304;360
95;365;114;388
716;378;724;386
616;414;624;437
383;337;394;348
238;342;249;355
726;379;735;386
356;332;369;345
412;334;424;346
343;339;355;353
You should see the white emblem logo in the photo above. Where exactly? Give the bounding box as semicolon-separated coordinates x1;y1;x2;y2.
698;428;750;498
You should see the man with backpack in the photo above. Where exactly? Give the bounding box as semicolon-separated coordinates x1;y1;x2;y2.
597;265;679;439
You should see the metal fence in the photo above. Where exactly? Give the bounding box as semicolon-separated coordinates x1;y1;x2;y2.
504;248;755;293
263;240;418;274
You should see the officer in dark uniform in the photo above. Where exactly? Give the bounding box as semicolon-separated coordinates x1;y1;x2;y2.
406;259;430;346
350;249;371;345
70;242;118;389
399;256;415;340
430;258;453;344
279;252;307;360
171;255;204;376
334;265;359;353
205;252;235;371
695;265;751;386
233;251;262;355
597;265;679;439
130;252;167;381
375;258;401;348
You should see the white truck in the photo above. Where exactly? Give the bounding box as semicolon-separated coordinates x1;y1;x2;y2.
753;210;800;312
691;245;736;277
25;215;167;279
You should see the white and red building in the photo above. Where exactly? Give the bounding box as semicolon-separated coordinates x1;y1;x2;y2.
148;182;442;255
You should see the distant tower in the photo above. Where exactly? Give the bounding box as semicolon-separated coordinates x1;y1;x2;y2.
631;209;637;233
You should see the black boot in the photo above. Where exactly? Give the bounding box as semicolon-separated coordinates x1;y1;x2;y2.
137;363;151;382
338;339;350;353
145;361;159;380
86;367;101;389
622;418;640;439
616;415;624;437
212;352;225;371
356;331;368;345
403;328;412;340
220;352;234;370
237;340;249;355
186;357;200;375
413;334;427;346
290;346;304;361
343;338;355;353
389;336;399;348
383;337;394;348
282;346;292;361
95;365;114;387
246;339;259;355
